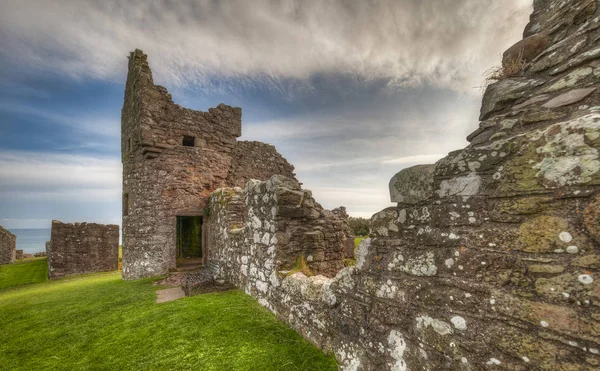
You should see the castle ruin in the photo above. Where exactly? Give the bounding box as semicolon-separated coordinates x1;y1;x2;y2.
122;0;600;369
121;50;352;280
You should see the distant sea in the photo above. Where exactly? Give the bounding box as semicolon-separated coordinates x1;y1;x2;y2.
9;229;51;254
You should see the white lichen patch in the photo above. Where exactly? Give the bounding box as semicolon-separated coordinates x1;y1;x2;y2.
355;238;371;270
388;253;405;270
566;245;579;254
578;274;593;284
450;316;467;330
416;315;453;335
437;174;481;199
321;280;337;306
559;231;573;243
534;114;600;187
398;209;407;223
486;358;502;365
445;258;455;268
388;330;407;371
376;280;405;300
401;252;438;276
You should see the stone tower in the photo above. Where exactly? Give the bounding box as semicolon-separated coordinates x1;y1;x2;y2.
121;50;296;280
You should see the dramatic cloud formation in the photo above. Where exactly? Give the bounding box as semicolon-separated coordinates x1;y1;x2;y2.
1;0;531;92
0;0;533;231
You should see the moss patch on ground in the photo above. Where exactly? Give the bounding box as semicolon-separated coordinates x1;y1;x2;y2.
0;264;337;370
0;258;47;290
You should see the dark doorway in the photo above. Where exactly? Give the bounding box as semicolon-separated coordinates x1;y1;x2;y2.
176;216;203;260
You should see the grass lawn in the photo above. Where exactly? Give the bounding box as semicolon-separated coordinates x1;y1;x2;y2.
0;261;337;370
0;258;48;289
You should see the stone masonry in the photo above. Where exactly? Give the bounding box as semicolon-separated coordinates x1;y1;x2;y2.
47;220;119;280
121;50;296;280
0;225;16;265
205;175;352;284
201;1;600;369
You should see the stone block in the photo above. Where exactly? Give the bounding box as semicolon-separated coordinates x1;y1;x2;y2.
389;164;435;204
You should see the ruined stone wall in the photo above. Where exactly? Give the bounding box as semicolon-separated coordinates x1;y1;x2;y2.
206;1;600;369
121;50;297;280
0;226;16;265
47;221;119;280
226;141;296;188
205;175;350;282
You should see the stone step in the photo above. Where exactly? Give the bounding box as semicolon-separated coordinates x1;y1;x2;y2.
155;287;185;303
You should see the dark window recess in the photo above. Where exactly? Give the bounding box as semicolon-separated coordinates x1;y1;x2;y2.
127;138;132;152
182;136;195;147
123;194;129;216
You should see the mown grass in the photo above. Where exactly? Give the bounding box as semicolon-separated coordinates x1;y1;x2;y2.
0;262;337;370
0;258;47;290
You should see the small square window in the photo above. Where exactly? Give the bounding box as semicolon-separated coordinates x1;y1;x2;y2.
182;136;195;147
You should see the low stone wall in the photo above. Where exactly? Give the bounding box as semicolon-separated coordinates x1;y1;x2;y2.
0;226;16;265
47;220;119;279
205;175;351;282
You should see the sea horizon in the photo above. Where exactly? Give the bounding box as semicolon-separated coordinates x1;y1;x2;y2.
8;228;51;254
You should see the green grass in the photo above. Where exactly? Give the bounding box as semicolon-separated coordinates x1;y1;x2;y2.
354;237;365;248
0;263;337;371
0;258;48;289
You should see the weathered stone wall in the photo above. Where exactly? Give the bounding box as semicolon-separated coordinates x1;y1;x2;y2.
47;220;119;280
15;249;23;260
226;141;296;188
205;175;350;282
0;225;16;265
205;1;600;369
121;50;296;280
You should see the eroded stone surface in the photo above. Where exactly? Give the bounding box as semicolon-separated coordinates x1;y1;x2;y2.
542;87;597;108
389;164;435;204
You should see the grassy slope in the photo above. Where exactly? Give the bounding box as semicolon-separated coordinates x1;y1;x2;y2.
0;263;337;371
0;258;48;289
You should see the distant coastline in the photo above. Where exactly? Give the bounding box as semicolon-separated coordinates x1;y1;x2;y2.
8;229;50;254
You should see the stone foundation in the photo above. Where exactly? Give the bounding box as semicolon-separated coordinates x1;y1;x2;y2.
47;220;119;279
0;225;16;265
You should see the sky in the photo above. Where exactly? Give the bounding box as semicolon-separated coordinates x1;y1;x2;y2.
0;0;532;229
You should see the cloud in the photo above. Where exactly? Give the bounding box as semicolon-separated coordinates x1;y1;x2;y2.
382;154;446;165
0;0;532;94
0;151;121;200
0;102;120;139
